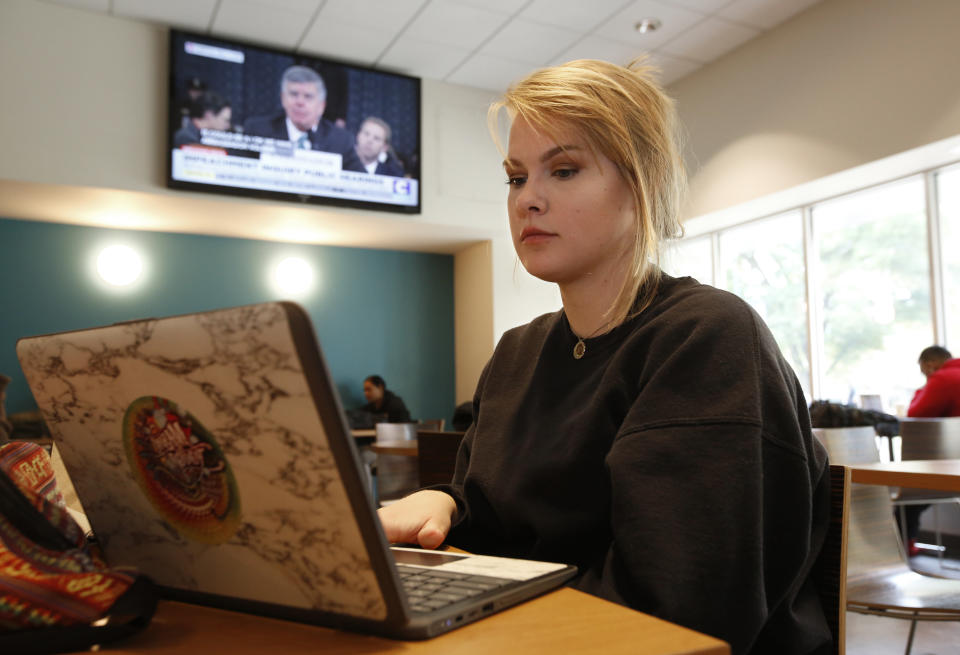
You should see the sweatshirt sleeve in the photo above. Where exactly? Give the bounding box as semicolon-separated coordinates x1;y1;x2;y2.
578;423;823;654
424;422;473;529
423;359;489;531
907;378;949;417
575;293;827;654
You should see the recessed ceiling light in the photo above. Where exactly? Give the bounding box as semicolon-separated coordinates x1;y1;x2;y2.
635;18;662;34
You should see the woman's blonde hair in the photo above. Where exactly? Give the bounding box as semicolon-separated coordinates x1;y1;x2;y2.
489;58;686;327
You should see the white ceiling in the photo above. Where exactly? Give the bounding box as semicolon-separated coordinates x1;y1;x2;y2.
43;0;822;90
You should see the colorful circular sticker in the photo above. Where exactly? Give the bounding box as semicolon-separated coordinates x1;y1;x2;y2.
123;396;241;544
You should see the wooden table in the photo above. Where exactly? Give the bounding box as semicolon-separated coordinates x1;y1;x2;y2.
91;589;729;654
352;428;377;439
369;441;419;457
849;459;960;493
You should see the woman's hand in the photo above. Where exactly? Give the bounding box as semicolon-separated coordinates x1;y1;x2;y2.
377;490;457;549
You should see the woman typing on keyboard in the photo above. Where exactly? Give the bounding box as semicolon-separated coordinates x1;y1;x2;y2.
378;59;830;655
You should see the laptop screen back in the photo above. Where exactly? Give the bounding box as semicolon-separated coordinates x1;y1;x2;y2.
17;303;388;620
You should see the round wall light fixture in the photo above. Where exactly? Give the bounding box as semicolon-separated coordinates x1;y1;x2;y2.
96;244;143;287
273;256;314;297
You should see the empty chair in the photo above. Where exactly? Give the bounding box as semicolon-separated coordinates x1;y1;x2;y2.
898;417;960;457
894;417;960;565
373;422;419;504
416;418;445;432
810;464;850;655
375;422;418;443
814;426;960;655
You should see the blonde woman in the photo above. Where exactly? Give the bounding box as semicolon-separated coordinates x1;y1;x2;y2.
379;60;829;655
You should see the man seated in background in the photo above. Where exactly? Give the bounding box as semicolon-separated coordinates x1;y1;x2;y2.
354;117;405;177
173;91;232;148
243;65;364;172
909;345;960;417
361;375;410;423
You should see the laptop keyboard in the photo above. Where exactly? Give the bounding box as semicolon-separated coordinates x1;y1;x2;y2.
396;564;513;614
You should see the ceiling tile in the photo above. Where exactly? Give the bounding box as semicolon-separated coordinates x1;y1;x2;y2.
211;0;319;48
446;53;534;91
314;0;426;27
546;45;701;86
647;51;702;85
594;0;708;51
479;18;582;65
518;0;633;31
112;0;218;31
48;0;110;11
657;0;735;13
403;2;511;50
660;16;758;62
378;36;469;79
299;20;396;65
34;0;819;95
718;0;821;29
301;0;426;64
445;0;527;15
550;34;647;67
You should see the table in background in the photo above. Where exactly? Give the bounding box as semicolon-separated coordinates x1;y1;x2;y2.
849;459;960;493
369;441;419;457
89;589;729;655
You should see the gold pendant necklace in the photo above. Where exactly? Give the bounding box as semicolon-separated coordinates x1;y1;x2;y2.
573;338;587;359
571;318;612;359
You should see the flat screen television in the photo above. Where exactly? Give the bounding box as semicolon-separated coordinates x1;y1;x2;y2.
167;29;421;214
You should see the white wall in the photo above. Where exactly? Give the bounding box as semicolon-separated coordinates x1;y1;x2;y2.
0;0;561;399
671;0;960;221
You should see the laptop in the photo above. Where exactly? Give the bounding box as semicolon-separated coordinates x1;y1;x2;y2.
16;302;577;639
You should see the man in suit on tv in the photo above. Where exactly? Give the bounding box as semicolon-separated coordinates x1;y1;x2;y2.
354;117;405;177
243;65;364;172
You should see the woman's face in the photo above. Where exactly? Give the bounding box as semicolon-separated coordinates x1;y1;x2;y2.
504;118;636;290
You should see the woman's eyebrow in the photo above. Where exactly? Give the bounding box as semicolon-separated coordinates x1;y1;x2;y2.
503;145;583;169
540;145;581;162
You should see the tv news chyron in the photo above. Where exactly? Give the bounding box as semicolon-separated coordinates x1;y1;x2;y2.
167;29;421;214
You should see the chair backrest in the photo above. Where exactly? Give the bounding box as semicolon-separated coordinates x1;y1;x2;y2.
374;422;418;443
899;417;960;460
811;426;880;465
811;464;849;655
372;423;419;503
417;418;445;432
814;426;908;578
417;430;465;487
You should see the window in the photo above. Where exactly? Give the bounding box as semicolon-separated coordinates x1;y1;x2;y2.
674;144;960;411
719;212;810;400
662;235;712;285
937;165;960;351
812;177;931;411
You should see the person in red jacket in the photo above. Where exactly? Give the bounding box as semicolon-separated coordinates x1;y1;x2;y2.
908;346;960;417
901;345;960;555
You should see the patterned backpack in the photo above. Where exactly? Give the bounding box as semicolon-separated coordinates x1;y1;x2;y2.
0;441;157;654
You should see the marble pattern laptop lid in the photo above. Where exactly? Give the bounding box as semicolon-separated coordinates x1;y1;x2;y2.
16;303;387;620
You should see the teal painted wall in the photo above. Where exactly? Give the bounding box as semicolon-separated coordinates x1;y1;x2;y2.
0;217;454;424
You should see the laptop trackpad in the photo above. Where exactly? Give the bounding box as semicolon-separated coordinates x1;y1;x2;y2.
390;546;568;581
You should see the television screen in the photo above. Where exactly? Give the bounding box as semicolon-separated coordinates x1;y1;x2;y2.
167;29;421;213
